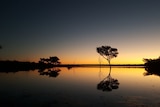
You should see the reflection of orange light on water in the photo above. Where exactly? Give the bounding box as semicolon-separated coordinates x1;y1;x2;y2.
58;67;147;89
111;68;157;89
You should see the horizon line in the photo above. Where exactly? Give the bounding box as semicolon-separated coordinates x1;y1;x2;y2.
55;64;145;68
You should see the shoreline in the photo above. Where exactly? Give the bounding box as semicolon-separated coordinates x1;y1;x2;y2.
54;64;145;68
0;60;145;72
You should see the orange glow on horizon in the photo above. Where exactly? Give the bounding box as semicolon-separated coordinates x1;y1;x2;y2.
20;53;146;64
60;57;144;64
8;54;157;64
4;46;159;65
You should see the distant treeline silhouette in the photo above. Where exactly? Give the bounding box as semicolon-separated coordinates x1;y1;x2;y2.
0;56;61;72
0;60;54;72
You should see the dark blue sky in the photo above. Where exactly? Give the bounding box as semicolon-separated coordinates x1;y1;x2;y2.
1;0;160;64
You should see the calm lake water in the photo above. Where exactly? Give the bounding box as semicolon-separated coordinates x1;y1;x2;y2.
0;67;160;107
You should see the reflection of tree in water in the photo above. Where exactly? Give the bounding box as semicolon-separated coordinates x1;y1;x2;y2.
97;67;120;91
38;68;61;78
143;67;160;77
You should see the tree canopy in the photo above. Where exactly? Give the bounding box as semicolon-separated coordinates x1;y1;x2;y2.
39;56;60;65
97;45;118;64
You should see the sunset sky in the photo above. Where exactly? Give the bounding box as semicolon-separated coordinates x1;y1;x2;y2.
1;0;160;64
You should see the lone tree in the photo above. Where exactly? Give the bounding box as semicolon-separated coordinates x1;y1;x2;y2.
96;45;118;65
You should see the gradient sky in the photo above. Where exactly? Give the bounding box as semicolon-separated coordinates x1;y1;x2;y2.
1;0;160;64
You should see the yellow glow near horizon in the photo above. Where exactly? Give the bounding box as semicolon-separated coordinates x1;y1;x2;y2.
7;49;159;64
60;52;160;64
59;56;144;64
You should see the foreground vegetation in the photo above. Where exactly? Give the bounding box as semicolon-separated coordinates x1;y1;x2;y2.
0;56;61;72
144;57;160;69
143;57;160;76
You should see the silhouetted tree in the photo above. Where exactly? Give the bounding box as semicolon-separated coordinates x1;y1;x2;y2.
143;57;160;76
39;58;50;63
0;45;2;49
39;56;60;65
143;57;160;68
97;45;118;65
49;56;60;65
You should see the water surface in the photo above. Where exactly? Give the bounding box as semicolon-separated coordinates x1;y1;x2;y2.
0;67;160;107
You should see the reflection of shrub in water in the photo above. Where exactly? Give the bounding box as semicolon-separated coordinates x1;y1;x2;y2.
143;67;160;77
38;68;61;78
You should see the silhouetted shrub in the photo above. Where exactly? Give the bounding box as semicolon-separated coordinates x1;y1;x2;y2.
143;57;160;76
